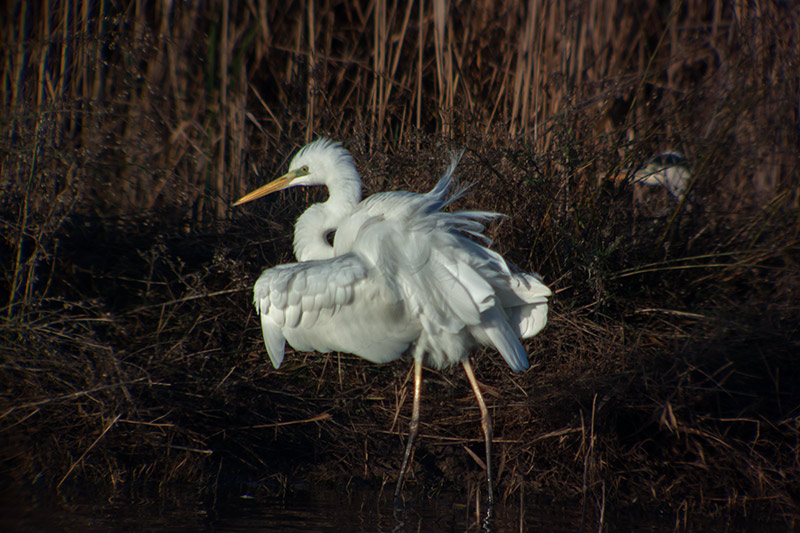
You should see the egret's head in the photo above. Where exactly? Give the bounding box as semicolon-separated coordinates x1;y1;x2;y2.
233;138;356;206
287;138;355;186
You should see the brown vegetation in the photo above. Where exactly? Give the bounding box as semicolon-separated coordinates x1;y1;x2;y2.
2;0;799;524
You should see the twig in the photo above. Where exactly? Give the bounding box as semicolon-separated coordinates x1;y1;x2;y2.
125;288;245;315
239;412;332;429
1;379;147;419
57;413;121;490
634;308;711;320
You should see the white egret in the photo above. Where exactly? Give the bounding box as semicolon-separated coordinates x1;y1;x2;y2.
632;150;692;203
632;150;691;201
234;138;550;505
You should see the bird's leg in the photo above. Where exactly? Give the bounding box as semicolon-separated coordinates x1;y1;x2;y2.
394;353;423;503
462;359;494;507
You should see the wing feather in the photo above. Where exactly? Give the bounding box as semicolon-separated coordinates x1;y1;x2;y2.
260;313;286;368
253;254;370;367
285;303;302;328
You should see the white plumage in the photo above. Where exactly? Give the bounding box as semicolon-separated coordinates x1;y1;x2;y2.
234;138;550;505
633;150;692;201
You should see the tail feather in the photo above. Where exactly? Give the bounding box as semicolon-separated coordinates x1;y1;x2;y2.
477;307;530;373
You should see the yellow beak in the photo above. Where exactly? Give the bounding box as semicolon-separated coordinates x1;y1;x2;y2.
233;168;309;206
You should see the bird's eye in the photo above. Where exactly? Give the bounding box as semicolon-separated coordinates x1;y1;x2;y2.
301;165;309;173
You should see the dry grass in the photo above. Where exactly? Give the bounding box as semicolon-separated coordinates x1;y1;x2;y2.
2;0;799;523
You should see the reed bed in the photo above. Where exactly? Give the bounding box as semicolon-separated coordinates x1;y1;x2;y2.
2;0;799;523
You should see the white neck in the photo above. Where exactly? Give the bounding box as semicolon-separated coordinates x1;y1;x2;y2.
293;173;362;261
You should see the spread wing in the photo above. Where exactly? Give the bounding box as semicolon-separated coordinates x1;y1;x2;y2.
254;253;418;368
254;254;369;368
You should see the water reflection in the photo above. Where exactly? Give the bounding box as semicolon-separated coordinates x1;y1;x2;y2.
2;484;585;532
0;483;777;532
211;489;583;532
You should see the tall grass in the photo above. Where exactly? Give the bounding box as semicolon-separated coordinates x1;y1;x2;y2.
3;1;796;220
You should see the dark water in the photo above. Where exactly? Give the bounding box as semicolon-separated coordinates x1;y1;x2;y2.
0;484;783;532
